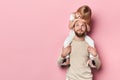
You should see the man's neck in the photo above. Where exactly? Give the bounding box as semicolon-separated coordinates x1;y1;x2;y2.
74;35;85;41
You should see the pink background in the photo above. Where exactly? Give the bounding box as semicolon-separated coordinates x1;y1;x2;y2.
0;0;120;80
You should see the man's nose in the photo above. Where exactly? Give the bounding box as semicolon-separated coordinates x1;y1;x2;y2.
78;26;82;29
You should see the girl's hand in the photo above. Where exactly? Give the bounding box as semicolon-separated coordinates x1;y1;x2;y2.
75;12;81;19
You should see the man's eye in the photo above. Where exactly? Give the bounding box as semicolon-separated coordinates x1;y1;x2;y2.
81;25;85;27
81;25;84;27
81;24;84;26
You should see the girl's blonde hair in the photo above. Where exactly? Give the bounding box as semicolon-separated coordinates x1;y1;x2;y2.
76;5;92;25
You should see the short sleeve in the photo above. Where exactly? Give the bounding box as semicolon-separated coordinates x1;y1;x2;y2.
69;13;75;21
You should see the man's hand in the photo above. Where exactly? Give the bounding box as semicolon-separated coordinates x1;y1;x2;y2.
87;59;96;68
88;46;97;57
61;46;71;58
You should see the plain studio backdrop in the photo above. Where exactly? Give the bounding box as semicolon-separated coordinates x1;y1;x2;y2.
0;0;120;80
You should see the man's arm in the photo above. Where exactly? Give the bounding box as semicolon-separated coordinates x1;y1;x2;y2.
57;46;71;66
92;55;101;70
88;46;101;70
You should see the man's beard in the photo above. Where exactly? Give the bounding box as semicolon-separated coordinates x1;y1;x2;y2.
75;31;86;37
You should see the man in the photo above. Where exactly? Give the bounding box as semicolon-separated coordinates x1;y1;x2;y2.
58;19;101;80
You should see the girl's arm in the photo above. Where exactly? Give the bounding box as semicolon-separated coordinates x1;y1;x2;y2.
68;13;75;29
64;30;75;48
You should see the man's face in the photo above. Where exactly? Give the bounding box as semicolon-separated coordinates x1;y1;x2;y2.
74;20;87;37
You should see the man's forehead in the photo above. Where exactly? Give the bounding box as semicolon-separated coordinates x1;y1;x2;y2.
75;20;86;24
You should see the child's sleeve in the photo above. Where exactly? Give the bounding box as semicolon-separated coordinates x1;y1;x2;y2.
69;13;75;21
63;30;75;48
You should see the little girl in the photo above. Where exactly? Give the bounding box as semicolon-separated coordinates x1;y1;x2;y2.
61;5;96;68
